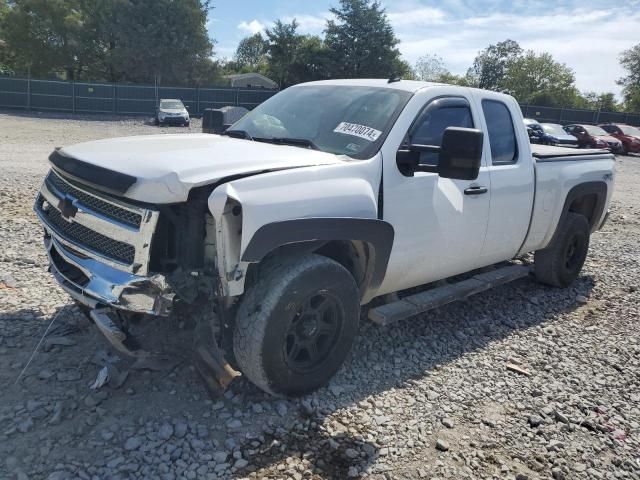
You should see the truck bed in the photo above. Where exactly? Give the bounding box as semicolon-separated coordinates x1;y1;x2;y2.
519;145;615;255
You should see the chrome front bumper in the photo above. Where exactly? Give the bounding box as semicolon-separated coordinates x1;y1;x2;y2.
45;235;175;316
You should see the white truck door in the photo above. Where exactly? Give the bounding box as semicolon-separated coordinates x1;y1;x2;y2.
471;92;534;264
378;90;491;295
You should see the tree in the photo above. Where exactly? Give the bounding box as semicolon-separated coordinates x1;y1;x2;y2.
264;19;303;87
0;0;12;74
580;91;619;111
288;34;331;84
324;0;402;78
618;43;640;112
468;39;522;90
501;51;579;106
436;72;472;87
414;54;448;82
234;33;268;72
0;0;85;78
96;0;215;85
0;0;217;85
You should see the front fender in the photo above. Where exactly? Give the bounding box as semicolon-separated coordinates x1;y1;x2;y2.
243;217;394;296
207;157;384;298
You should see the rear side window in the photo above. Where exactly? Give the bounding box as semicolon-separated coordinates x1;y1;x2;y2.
482;100;517;165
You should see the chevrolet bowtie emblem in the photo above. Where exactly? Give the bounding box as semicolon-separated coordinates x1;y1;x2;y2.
58;195;78;220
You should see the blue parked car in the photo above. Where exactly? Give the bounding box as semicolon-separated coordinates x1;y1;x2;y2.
523;118;544;144
540;123;578;147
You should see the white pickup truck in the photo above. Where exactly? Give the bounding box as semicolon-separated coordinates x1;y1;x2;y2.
34;79;615;397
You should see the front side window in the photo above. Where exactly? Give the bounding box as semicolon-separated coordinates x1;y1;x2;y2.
482;100;517;165
409;102;473;165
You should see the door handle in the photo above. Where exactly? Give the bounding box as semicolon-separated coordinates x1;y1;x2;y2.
464;186;488;195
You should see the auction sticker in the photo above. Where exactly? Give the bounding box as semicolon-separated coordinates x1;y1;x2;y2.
333;122;382;142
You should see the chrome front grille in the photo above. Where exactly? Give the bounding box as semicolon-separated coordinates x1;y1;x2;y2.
35;169;159;274
45;171;142;227
37;195;135;264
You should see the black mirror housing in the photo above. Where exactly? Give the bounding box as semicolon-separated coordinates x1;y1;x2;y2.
437;127;483;180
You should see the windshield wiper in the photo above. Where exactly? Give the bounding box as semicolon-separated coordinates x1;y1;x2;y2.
254;137;320;150
223;129;253;140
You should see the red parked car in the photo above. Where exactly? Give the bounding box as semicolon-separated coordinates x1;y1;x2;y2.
598;123;640;155
563;124;623;153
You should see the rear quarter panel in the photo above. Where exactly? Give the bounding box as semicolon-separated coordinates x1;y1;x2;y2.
520;151;615;253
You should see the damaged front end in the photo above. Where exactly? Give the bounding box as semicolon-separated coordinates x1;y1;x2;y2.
35;168;240;395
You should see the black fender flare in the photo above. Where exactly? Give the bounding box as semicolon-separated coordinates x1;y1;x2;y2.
241;217;395;294
556;181;608;237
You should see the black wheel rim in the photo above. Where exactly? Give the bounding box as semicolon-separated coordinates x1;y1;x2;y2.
564;233;582;271
284;293;342;373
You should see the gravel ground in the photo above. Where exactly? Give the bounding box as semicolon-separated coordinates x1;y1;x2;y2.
0;111;639;480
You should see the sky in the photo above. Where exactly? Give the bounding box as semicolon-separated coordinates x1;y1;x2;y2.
208;0;640;96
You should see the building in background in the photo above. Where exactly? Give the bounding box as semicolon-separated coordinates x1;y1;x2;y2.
224;73;277;89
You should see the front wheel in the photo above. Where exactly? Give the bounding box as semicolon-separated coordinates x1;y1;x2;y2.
534;212;590;287
233;254;359;397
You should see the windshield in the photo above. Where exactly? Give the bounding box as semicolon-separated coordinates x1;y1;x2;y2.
229;85;412;158
541;123;566;135
160;100;184;110
583;125;608;136
620;125;640;136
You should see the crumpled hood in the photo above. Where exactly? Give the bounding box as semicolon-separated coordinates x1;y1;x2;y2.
56;134;346;203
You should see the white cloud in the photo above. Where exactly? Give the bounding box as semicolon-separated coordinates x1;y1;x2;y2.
389;6;639;95
237;19;267;35
281;13;332;34
387;7;446;27
232;3;638;94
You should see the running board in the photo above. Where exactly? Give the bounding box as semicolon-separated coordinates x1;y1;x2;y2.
368;265;531;326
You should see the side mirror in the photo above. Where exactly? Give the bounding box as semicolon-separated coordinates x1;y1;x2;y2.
438;127;483;180
396;127;483;180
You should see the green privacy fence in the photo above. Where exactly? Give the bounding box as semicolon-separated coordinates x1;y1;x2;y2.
0;75;278;116
1;74;638;126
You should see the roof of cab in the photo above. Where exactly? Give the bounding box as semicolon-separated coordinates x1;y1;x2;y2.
295;78;446;92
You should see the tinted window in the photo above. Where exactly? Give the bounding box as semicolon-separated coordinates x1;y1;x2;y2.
411;105;473;165
482;100;517;165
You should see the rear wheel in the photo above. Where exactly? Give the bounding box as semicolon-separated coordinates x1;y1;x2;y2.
535;212;590;287
233;254;359;397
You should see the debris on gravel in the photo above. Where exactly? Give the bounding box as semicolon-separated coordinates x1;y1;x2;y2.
1;112;639;479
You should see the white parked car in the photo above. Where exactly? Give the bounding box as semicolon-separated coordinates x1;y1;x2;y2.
155;98;189;127
35;79;614;397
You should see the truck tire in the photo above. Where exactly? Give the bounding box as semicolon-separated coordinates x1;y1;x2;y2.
534;212;590;288
233;254;359;397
